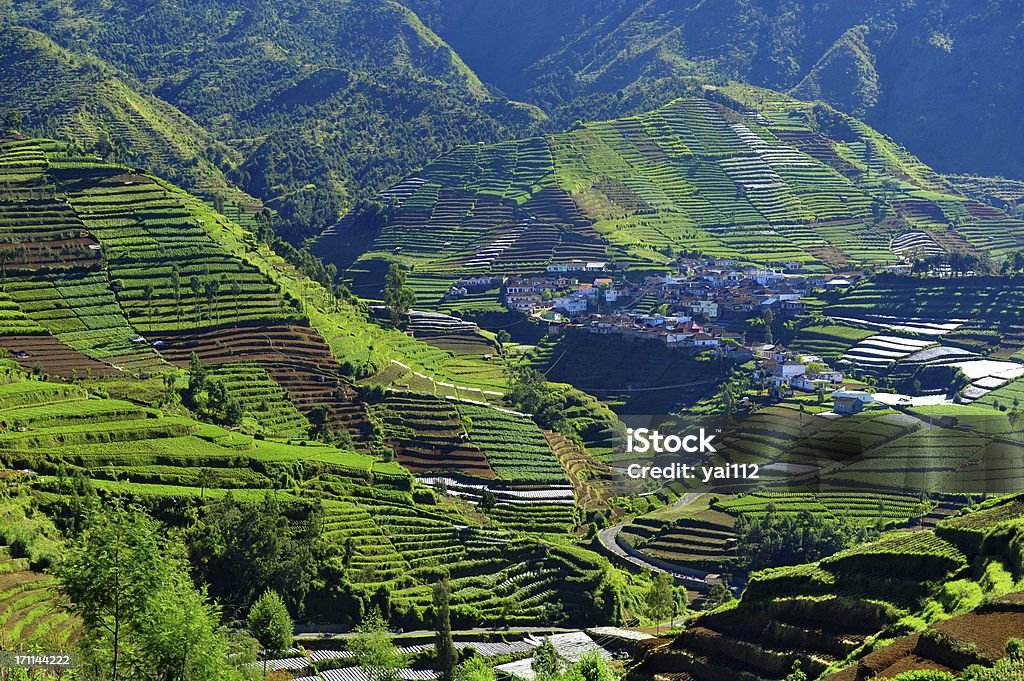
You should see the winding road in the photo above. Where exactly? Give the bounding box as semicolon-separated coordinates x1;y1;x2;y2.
597;493;714;590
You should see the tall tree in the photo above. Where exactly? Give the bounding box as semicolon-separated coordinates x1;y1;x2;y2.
646;571;674;635
171;264;182;328
382;263;415;325
56;508;162;679
308;404;332;442
762;309;775;345
56;507;241;681
433;576;457;681
531;639;560;681
350;611;407;681
248;589;293;678
143;282;155;320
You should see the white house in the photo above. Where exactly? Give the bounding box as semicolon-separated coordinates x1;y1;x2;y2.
553;295;588;315
548;260;590;273
752;270;785;286
832;388;873;403
690;299;719;319
773;361;806;379
793;376;833;392
692;332;720;348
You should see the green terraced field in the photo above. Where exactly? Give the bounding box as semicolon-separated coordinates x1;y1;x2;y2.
316;91;1011;309
206;363;309;438
455;403;567;483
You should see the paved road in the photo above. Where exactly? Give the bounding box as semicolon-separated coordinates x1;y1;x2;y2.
597;493;712;589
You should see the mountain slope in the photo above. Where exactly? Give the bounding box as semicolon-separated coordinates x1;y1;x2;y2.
0;25;237;196
634;494;1024;681
8;0;547;242
403;0;1024;180
313;86;1012;304
0;135;633;628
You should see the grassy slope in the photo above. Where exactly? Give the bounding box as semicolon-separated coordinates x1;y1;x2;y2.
7;0;547;241
0;26;237;196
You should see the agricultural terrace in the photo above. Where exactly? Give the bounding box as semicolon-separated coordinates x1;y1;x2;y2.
290;486;609;626
618;489;941;577
620;506;738;573
718;491;934;527
205;363;310;438
708;404;921;472
0;556;77;647
693;399;1023;496
788;324;875;361
0;370;610;629
826;275;1024;359
370;393;495;478
824;593;1024;680
320;304;509;397
5;269;166;372
56;166;291;333
0;495;79;648
316;92;1013;313
455;403;567;484
152;323;372;443
0;138;308;378
637;489;1024;681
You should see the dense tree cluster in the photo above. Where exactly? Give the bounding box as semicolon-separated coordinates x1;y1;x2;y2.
736;506;878;571
909;251;994;277
185;495;318;618
57;507;252;681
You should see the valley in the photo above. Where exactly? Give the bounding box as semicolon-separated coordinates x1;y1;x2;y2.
1;2;1024;680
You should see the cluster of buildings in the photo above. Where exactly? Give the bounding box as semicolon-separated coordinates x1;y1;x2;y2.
649;260;814;321
501;261;627;315
565;313;742;352
751;344;873;415
497;258;857;321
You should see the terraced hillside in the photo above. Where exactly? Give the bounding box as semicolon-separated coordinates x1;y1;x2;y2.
0;136;381;441
152;323;372;442
824;591;1024;680
370;392;495;478
0;134;587;462
0;136;635;634
633;494;1024;681
826;275;1024;360
0;367;614;630
314;89;1020;310
0;136;292;356
0;491;80;649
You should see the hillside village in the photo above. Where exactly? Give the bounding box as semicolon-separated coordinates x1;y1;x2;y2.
495;258;854;324
478;259;871;409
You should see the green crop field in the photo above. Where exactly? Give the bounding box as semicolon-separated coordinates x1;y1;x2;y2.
205;363;309;438
455;403;567;483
